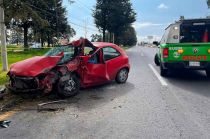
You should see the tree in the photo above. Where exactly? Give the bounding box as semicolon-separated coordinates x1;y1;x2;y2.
3;0;48;48
10;26;24;45
3;0;75;48
91;34;102;42
117;26;137;46
93;0;109;42
33;0;75;47
93;0;136;44
106;0;136;44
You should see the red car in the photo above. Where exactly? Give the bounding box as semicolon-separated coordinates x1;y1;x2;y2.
7;39;130;97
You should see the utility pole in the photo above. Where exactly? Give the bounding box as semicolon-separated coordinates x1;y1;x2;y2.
84;18;87;38
0;0;8;71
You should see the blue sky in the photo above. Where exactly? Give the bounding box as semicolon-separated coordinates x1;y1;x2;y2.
63;0;210;42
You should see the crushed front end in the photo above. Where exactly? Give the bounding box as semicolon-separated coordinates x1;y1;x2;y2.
6;74;43;93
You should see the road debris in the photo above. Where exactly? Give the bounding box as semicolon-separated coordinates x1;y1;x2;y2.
0;120;11;128
89;94;104;100
70;114;79;118
0;87;6;100
0;98;22;112
37;100;67;112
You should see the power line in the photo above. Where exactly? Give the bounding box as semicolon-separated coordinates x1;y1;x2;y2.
69;21;98;32
70;15;96;28
69;0;93;16
25;3;99;32
76;0;93;13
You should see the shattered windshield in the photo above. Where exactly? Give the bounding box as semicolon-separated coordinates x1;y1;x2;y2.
45;46;76;64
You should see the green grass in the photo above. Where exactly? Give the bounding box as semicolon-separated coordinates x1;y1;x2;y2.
120;45;131;50
0;48;50;85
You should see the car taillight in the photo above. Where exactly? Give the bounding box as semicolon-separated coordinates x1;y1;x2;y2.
163;48;169;58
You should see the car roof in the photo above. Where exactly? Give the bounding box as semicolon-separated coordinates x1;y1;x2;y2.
92;42;126;55
92;42;117;48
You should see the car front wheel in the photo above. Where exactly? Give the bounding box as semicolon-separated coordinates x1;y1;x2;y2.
116;68;129;84
57;74;80;98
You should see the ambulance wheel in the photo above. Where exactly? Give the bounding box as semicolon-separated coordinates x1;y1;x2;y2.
206;70;210;78
160;64;168;77
154;53;160;66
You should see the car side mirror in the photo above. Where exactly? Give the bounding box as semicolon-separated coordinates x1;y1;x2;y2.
153;41;160;46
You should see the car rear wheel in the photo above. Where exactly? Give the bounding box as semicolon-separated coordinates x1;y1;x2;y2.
160;64;168;77
154;53;160;66
116;68;129;84
57;74;80;98
206;70;210;78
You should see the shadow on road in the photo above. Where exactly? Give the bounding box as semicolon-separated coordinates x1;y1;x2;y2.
4;82;135;113
74;81;135;112
166;70;210;97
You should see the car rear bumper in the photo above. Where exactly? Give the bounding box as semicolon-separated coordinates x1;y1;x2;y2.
162;61;210;70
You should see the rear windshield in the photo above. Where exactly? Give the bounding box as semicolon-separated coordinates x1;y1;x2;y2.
180;23;210;43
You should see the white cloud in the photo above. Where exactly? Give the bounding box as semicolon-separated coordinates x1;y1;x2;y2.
158;3;169;9
133;22;168;29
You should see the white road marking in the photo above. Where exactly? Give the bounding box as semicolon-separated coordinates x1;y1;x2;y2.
138;48;144;56
141;52;144;57
148;64;168;86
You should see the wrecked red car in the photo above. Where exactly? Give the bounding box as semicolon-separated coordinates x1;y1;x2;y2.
6;39;130;97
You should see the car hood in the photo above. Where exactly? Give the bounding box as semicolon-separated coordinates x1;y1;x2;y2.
10;56;62;77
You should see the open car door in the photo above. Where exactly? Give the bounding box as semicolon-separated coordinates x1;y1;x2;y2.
80;49;109;87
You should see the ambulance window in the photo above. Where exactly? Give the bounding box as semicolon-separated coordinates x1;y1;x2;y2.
160;27;170;44
180;23;210;43
167;25;180;44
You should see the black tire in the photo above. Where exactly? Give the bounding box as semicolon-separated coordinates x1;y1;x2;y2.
206;70;210;78
57;74;80;98
116;68;129;84
160;64;168;77
154;53;160;66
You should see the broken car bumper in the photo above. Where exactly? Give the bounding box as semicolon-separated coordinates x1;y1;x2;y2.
6;84;43;93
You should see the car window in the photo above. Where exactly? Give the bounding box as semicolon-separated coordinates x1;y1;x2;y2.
102;47;121;61
88;50;100;64
84;46;94;55
45;46;76;64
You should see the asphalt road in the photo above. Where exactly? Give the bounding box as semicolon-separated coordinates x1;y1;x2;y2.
1;46;210;139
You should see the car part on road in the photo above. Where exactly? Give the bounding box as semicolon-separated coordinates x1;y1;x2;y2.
0;120;11;128
116;68;129;83
0;87;6;100
37;100;67;112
